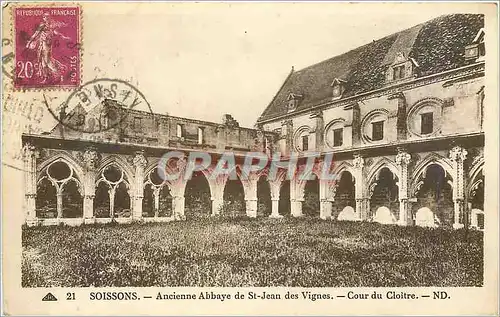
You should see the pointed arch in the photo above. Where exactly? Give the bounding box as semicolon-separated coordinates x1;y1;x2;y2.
183;170;213;218
35;177;58;218
97;154;135;182
145;158;161;177
37;151;84;181
468;155;484;182
468;155;484;213
178;168;215;198
37;175;57;188
143;165;176;196
61;177;84;195
61;178;84;218
266;168;287;200
331;161;355;182
256;172;272;216
295;167;321;201
410;153;453;197
222;172;246;217
332;170;355;218
369;166;399;221
366;157;399;186
411;163;454;227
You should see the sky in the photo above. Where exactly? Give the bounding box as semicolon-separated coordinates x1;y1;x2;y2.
78;2;485;128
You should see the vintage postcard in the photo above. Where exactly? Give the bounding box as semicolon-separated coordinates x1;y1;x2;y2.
2;1;499;316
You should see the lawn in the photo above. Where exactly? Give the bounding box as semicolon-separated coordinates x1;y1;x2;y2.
22;218;483;287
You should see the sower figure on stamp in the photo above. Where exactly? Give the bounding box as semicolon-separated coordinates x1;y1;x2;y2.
25;13;70;84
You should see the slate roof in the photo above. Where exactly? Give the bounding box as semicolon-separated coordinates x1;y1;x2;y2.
257;14;484;122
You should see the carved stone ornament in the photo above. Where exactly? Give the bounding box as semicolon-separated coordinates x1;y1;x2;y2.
395;151;411;166
22;142;37;159
82;148;100;171
133;152;148;168
353;154;364;169
449;146;468;162
176;155;187;171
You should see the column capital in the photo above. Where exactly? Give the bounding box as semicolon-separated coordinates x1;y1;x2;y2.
82;147;100;171
309;110;323;119
395;150;411;166
353;154;364;169
22;142;39;160
387;91;405;101
133;151;148;168
449;146;468;162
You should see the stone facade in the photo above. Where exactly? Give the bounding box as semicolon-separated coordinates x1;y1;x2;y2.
22;14;486;229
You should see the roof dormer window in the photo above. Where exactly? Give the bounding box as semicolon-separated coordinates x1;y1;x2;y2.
331;78;346;100
465;28;485;61
386;52;418;83
392;65;405;80
287;92;303;113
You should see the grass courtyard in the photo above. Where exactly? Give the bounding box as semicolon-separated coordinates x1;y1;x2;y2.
22;218;483;287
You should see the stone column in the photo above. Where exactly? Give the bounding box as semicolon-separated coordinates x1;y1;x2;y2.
210;176;226;216
211;198;224;216
270;199;281;218
319;180;334;220
351;103;361;146
215;126;225;151
290;179;303;217
245;199;258;218
82;148;99;224
389;92;407;141
453;200;465;229
83;195;95;223
477;86;485;131
23;143;38;224
269;180;283;218
290;199;303;217
320;200;333;219
355;198;370;220
172;195;186;220
153;188;160;217
56;192;63;218
282;119;293;157
449;146;468;229
311;111;324;152
132;151;147;220
396;149;412;226
244;178;258;218
353;154;368;220
109;188;116;218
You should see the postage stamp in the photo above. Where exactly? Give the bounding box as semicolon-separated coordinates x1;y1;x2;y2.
13;6;81;89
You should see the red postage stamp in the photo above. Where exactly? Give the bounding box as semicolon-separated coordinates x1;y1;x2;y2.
14;6;81;89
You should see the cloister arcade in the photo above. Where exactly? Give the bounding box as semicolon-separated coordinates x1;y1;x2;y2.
24;143;484;230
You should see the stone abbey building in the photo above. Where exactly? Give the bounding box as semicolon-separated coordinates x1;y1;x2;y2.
23;14;485;229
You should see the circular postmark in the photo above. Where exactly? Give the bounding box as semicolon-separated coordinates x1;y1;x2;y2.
2;38;14;80
45;78;154;134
